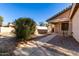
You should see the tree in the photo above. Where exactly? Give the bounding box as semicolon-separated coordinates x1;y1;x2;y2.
0;16;3;26
39;22;45;26
39;22;48;27
14;17;36;41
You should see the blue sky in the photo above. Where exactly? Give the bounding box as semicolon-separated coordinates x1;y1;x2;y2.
0;3;72;25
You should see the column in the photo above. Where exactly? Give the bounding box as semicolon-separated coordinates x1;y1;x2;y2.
68;20;72;36
47;23;52;34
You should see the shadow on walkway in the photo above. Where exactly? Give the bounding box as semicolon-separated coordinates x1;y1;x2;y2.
0;36;17;56
47;35;79;53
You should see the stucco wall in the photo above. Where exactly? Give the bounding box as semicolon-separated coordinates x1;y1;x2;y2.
48;8;71;35
54;23;60;33
0;27;14;33
72;8;79;42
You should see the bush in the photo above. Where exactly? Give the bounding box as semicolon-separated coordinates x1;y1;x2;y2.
14;17;36;41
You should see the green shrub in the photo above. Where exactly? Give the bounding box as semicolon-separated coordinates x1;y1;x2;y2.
14;17;36;41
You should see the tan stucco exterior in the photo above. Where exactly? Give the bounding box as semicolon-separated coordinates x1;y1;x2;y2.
49;3;79;42
47;7;72;36
47;23;54;34
71;7;79;42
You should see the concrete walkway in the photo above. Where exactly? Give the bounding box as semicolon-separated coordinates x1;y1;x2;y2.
13;33;58;56
14;33;79;56
1;33;79;56
0;36;16;55
45;35;79;56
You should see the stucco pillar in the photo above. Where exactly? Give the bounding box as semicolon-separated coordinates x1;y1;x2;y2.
68;20;72;36
47;23;52;34
34;28;38;35
54;24;58;33
59;22;61;34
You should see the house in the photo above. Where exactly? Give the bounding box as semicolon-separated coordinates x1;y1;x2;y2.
69;3;79;42
8;22;15;27
47;5;72;36
0;23;15;35
34;26;48;35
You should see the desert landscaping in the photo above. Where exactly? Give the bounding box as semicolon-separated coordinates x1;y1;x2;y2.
0;3;79;56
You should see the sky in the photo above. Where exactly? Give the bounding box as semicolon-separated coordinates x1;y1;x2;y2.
0;3;72;25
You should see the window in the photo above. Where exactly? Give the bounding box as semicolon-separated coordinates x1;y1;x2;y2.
61;23;69;31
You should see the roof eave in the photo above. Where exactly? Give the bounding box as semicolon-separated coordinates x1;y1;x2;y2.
46;5;72;22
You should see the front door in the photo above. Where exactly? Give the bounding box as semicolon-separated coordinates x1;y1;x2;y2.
61;22;69;35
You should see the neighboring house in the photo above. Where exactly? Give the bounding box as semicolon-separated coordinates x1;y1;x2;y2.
8;22;15;27
0;23;15;34
69;3;79;42
47;5;72;36
0;27;14;34
35;26;48;35
0;22;48;36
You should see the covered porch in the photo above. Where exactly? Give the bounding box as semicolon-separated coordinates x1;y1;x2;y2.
48;18;72;36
